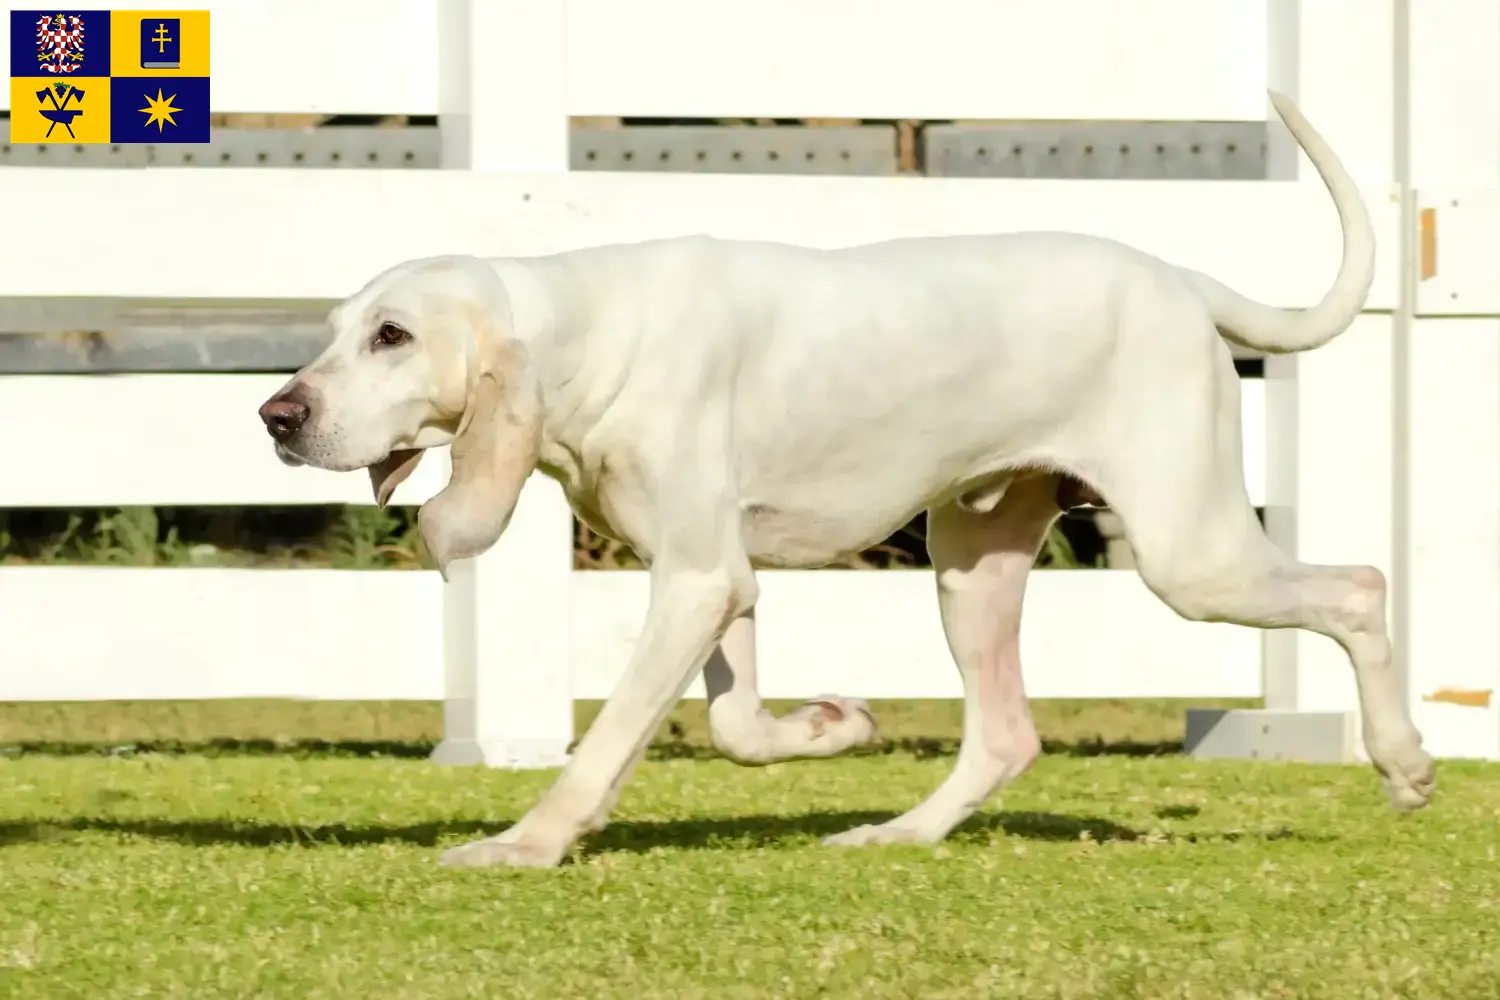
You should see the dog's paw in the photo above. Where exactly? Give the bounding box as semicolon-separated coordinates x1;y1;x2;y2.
438;835;566;870
787;695;880;752
821;823;932;848
1375;746;1436;812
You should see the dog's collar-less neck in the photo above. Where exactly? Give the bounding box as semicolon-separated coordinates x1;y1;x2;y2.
486;258;590;457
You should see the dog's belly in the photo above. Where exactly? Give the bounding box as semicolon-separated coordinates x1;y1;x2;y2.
739;501;909;569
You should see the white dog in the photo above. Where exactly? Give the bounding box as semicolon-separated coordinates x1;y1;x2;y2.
259;91;1433;869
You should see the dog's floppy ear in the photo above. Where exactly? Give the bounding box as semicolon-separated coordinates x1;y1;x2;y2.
369;449;424;507
417;312;542;580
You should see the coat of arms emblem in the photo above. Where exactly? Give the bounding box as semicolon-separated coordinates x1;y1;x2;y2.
34;12;85;75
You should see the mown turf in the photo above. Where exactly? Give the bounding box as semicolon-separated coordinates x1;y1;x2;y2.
2;724;1498;999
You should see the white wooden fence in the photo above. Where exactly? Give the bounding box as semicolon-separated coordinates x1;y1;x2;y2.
0;0;1497;764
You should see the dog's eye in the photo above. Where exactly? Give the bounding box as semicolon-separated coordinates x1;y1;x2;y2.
375;322;411;347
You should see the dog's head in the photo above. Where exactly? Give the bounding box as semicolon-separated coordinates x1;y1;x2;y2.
258;255;542;577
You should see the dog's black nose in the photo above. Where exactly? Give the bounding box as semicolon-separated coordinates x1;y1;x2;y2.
259;397;310;441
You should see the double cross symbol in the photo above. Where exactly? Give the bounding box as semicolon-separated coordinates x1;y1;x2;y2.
35;83;85;139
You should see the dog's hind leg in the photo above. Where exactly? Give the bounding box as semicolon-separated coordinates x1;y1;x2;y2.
704;608;881;765
1102;338;1434;811
824;475;1061;847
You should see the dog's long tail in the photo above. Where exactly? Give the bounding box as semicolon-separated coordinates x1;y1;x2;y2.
1186;88;1377;356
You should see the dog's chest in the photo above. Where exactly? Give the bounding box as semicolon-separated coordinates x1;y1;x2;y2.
543;474;619;544
538;443;648;554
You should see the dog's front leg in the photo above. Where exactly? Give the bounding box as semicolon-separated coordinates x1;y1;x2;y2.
439;558;757;869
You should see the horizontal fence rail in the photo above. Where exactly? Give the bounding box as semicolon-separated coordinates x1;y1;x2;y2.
0;172;1405;304
0;567;1261;703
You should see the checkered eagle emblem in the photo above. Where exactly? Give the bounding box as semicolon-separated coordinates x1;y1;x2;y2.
34;13;85;75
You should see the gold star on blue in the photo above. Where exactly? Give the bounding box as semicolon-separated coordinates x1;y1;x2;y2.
138;88;182;132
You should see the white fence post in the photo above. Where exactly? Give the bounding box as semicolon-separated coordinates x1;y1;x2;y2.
1405;0;1500;760
1191;0;1403;761
429;0;575;768
437;0;569;173
1277;0;1401;754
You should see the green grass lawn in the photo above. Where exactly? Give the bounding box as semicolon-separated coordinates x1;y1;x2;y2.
2;700;1498;999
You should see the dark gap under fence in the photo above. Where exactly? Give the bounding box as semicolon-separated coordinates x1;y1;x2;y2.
0;504;1116;571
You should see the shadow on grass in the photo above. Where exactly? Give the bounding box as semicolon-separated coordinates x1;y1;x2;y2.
0;736;1183;761
0;816;493;849
645;738;1183;761
0;809;1327;852
0;739;442;760
1155;804;1202;820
